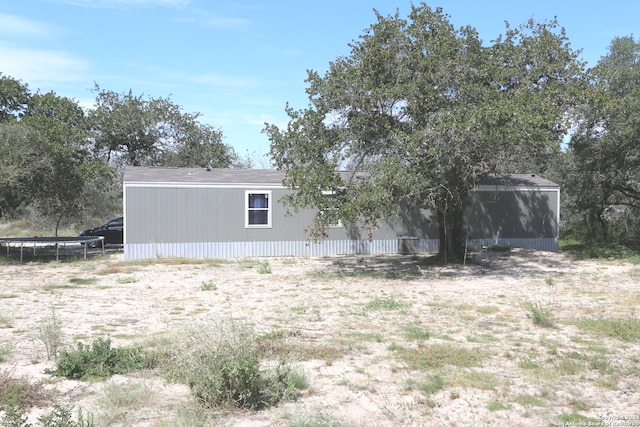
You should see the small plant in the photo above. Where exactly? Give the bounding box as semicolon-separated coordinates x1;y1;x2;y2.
200;281;217;291
46;337;156;380
285;408;354;427
487;400;512;411
257;261;272;274
402;324;430;341
166;318;305;410
94;382;152;425
69;277;97;285
419;373;445;395
38;404;94;427
116;277;138;284
0;369;53;414
35;307;63;360
522;298;556;328
364;296;411;311
0;344;13;363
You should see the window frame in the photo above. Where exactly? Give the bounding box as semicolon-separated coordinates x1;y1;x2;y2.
245;190;272;228
321;190;343;228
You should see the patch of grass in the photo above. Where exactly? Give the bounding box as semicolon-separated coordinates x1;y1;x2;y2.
522;298;556;328
0;313;14;329
418;373;445;395
575;317;640;342
285;408;355;427
37;404;94;427
258;331;345;364
449;369;503;391
343;331;384;343
487;400;512;411
561;238;640;262
0;369;54;411
364;296;411;311
402;324;430;341
0;294;18;299
238;259;259;269
556;413;601;424
476;305;500;315
200;281;217;291
257;261;272;274
516;394;546;407
395;344;485;370
42;283;78;291
116;276;138;284
94;381;153;425
0;344;13;363
69;277;97;285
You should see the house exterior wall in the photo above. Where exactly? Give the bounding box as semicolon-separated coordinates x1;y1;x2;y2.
123;182;438;259
122;168;559;260
465;185;560;251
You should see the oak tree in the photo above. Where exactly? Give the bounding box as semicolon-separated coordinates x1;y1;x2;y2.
266;4;584;261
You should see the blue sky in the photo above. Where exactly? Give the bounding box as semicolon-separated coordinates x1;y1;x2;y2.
0;1;637;165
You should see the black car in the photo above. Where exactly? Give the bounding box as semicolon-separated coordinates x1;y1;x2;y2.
79;217;123;246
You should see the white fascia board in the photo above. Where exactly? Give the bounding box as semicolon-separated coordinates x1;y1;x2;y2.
472;185;559;192
123;182;285;190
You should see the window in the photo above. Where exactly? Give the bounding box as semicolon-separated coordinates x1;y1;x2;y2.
246;191;272;228
322;191;342;228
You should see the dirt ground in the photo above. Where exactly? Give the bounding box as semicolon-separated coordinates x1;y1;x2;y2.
1;248;639;426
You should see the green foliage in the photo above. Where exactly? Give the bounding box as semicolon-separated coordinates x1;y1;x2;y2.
419;374;445;395
556;413;600;424
166;319;306;410
563;36;640;245
38;405;94;427
199;281;217;291
522;299;556;328
89;85;233;168
0;370;52;413
486;400;512;411
257;261;272;274
35;307;63;361
402;324;430;341
285;410;354;427
0;345;12;363
395;344;485;370
364;295;411;312
576;317;640;342
0;405;31;427
46;337;156;380
266;5;584;261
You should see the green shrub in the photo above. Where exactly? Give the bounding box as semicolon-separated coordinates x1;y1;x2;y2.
38;405;94;427
257;261;272;274
36;307;63;361
199;281;217;291
46;338;156;380
0;370;53;412
522;299;556;328
166;319;305;409
364;296;411;311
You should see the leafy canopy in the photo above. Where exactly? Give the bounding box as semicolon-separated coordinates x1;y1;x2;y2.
266;4;584;260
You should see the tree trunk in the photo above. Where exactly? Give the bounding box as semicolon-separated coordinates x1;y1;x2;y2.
436;204;466;263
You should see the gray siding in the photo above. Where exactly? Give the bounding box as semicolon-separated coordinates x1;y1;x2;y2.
122;167;559;259
125;186;434;245
466;188;559;240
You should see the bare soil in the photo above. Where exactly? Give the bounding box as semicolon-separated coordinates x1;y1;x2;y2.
1;249;639;426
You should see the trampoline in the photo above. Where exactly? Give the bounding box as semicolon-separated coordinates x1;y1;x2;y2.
0;236;106;262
